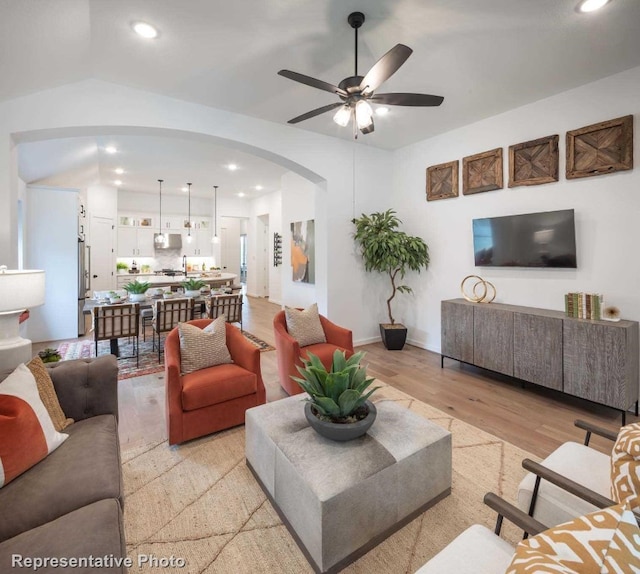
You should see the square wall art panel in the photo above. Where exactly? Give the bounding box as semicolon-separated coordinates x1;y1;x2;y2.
291;219;315;284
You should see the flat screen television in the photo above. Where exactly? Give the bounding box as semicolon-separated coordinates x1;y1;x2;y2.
473;209;577;268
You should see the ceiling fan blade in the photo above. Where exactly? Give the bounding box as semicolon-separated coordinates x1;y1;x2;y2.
360;119;375;135
370;93;444;106
359;44;413;94
287;102;344;124
278;70;348;97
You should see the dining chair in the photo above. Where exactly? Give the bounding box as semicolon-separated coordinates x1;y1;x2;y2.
152;298;195;362
206;294;243;331
93;303;140;366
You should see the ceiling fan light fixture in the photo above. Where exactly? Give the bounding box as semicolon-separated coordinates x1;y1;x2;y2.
333;105;351;127
375;106;389;116
355;100;373;129
133;22;158;39
577;0;610;12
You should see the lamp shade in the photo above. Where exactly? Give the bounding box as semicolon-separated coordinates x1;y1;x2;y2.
0;269;45;313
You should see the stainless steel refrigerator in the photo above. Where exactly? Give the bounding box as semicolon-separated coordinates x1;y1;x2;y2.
78;239;90;336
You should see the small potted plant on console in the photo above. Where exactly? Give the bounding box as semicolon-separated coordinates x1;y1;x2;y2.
123;280;150;302
352;209;429;350
293;350;380;441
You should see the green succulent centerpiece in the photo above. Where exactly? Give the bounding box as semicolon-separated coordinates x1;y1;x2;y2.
122;280;150;302
293;350;380;440
181;278;206;291
122;280;150;294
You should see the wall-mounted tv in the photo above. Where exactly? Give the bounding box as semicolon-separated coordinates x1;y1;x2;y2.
473;209;577;268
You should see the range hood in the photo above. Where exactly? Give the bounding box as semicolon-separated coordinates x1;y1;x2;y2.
154;233;182;250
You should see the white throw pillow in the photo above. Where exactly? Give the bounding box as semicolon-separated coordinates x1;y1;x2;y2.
178;315;233;374
0;364;69;487
284;303;326;347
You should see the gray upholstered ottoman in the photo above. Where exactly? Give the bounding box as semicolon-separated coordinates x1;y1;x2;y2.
245;395;452;573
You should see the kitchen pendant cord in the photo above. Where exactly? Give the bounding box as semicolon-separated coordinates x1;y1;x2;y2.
187;182;192;238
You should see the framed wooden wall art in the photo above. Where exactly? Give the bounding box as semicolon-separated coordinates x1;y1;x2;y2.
462;148;503;195
566;115;633;179
426;160;459;201
508;135;559;188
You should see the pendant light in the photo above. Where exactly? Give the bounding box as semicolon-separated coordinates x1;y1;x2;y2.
212;185;220;244
155;179;165;245
185;182;193;243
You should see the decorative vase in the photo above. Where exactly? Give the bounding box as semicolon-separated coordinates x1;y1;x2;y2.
304;400;377;442
129;293;147;302
185;290;201;298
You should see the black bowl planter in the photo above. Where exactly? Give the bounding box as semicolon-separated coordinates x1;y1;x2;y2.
380;323;408;351
304;400;377;441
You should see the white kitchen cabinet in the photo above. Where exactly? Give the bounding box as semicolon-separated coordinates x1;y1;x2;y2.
181;229;212;256
117;226;156;256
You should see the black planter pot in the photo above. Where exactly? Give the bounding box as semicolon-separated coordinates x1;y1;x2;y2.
304;400;377;441
380;323;408;350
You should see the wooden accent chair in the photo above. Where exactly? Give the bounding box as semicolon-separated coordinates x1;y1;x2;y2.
164;318;266;445
273;310;354;396
152;298;195;362
94;303;140;366
206;294;243;330
517;419;640;527
416;492;547;573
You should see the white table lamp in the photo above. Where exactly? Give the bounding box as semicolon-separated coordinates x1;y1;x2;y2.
0;266;45;372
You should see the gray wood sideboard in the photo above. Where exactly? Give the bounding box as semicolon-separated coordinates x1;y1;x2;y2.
441;298;639;423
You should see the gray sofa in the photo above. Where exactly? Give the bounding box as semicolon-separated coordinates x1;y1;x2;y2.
0;356;127;573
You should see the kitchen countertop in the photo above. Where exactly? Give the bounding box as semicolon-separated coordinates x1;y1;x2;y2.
117;272;237;286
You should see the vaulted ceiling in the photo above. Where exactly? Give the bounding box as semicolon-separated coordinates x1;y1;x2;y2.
5;0;640;191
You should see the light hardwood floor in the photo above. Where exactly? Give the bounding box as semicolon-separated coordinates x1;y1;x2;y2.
36;295;635;458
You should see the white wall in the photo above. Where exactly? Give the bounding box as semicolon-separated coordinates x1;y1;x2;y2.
280;172;317;309
393;65;640;353
117;188;213;217
248;190;282;304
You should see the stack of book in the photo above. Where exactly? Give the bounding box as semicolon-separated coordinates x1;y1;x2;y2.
564;292;603;320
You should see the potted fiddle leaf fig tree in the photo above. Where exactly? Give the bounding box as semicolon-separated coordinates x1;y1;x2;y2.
293;350;380;441
352;209;429;350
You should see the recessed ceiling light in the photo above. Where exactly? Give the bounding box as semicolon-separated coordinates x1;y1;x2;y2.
577;0;610;12
228;163;238;171
375;107;390;116
114;180;123;186
255;185;263;191
115;167;124;175
105;146;117;154
132;22;158;39
181;186;188;192
238;192;245;198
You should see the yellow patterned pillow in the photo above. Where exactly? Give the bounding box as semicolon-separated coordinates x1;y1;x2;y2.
506;504;640;573
611;422;640;512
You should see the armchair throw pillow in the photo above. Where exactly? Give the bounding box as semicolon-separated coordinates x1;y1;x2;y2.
27;356;74;431
284;303;326;348
506;504;640;573
178;315;232;374
0;364;69;488
611;421;640;512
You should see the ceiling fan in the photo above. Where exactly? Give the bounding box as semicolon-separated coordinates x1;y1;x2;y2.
278;11;444;136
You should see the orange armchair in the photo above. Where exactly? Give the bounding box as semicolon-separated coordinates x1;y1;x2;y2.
165;319;266;445
273;310;354;395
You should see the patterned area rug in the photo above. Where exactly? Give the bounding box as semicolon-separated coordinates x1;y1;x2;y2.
57;330;274;381
121;383;539;573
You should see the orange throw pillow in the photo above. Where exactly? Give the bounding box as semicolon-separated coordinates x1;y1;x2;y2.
0;364;68;487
